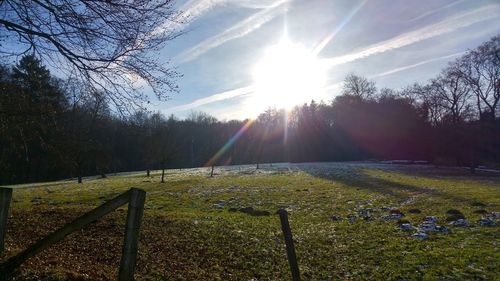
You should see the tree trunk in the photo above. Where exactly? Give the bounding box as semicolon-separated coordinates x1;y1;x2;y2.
146;169;150;177
469;121;479;175
161;168;165;183
210;165;214;177
78;175;82;184
470;144;476;174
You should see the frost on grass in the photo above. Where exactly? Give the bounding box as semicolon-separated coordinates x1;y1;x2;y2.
2;162;499;280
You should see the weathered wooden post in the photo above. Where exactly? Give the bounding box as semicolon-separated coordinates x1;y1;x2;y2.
0;188;13;253
277;209;301;281
119;188;146;281
161;168;165;183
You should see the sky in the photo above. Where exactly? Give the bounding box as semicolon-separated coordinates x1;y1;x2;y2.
148;0;500;120
4;0;495;120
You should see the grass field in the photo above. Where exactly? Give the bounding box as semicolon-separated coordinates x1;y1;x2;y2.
1;162;499;280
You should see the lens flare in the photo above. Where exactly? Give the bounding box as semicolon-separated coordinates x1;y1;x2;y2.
205;119;255;167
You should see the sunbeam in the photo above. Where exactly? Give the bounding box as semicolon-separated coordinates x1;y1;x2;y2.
205;119;255;166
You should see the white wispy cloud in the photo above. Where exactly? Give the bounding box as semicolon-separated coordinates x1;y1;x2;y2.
169;85;254;112
174;0;290;63
154;0;289;36
322;4;499;67
152;0;227;36
230;0;288;9
179;0;222;20
370;52;465;78
176;0;285;23
405;0;465;22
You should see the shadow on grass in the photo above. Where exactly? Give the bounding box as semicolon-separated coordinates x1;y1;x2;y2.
298;164;495;205
4;180;75;189
379;164;500;181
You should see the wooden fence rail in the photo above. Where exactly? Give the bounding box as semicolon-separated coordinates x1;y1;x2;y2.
0;187;145;281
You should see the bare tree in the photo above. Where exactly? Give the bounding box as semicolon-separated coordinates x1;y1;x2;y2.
341;73;377;99
400;83;444;126
0;0;184;112
430;68;472;124
378;88;397;99
455;35;499;120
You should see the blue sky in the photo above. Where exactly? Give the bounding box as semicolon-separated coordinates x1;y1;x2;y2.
133;1;499;119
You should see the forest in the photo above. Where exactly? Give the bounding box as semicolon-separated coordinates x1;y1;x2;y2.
0;36;498;185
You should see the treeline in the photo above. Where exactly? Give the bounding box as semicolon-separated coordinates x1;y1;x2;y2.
0;36;498;184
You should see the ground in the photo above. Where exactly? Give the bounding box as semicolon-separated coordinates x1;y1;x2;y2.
1;162;499;280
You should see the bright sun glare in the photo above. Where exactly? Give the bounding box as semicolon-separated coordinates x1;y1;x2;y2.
250;38;327;113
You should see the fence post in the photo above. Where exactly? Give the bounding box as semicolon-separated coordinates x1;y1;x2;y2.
0;188;13;253
277;209;300;281
119;188;146;281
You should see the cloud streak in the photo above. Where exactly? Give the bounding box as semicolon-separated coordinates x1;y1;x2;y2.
174;0;289;63
322;4;499;67
169;85;254;112
152;0;227;36
405;0;465;22
370;52;465;78
154;0;286;38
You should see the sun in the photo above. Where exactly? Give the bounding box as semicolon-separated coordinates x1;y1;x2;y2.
250;38;327;113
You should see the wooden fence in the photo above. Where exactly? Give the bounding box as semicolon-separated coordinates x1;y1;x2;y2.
0;187;145;281
0;188;302;280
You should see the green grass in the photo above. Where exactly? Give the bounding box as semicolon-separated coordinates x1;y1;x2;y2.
1;163;499;280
